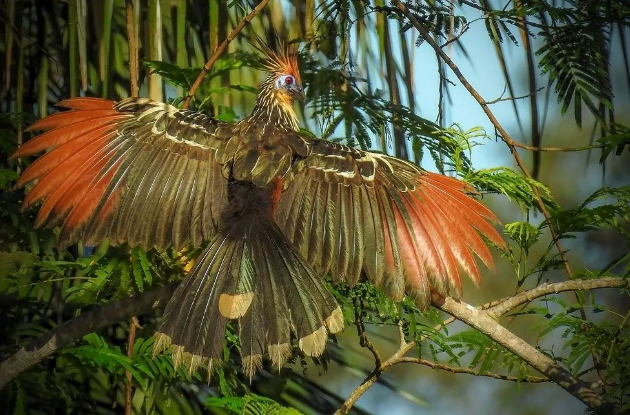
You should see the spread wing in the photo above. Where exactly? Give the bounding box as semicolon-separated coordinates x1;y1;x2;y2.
13;97;308;251
274;139;505;308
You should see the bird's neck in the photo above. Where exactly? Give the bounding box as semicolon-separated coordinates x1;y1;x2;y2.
249;76;299;131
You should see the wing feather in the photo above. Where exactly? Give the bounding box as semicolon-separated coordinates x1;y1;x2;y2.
276;139;505;307
13;97;238;250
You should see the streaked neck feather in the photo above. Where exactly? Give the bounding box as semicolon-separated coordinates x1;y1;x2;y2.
249;76;299;131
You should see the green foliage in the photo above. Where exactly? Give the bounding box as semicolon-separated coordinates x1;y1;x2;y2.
504;222;542;255
206;393;303;415
464;167;559;213
534;1;625;129
598;123;630;163
512;295;630;410
550;185;630;238
63;333;145;384
377;2;469;46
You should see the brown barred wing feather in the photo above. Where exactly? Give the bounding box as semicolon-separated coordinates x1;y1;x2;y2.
275;139;505;308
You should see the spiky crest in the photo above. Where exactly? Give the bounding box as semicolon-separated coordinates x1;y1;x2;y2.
248;35;302;131
252;34;301;83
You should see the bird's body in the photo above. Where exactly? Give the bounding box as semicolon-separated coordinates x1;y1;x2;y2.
12;41;504;377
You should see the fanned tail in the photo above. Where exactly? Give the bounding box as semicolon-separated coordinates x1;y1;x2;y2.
154;212;343;378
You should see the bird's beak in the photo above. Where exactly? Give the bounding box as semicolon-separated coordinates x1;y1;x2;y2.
294;85;305;101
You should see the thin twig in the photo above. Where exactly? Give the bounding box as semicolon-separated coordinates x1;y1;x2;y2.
335;343;547;415
485;86;544;104
438;21;471;48
125;317;141;415
353;299;382;371
182;0;272;109
391;357;548;383
124;4;139;411
605;308;630;368
510;141;607;152
125;0;139;98
455;0;547;30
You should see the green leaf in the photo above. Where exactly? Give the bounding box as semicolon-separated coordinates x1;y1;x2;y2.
504;221;542;254
465;168;559;213
206;394;303;415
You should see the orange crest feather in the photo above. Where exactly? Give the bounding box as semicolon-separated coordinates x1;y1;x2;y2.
254;35;301;83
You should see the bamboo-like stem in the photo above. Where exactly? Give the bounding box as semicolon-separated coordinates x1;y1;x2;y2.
209;0;219;52
3;0;16;96
148;0;163;101
38;56;49;118
176;0;187;97
520;13;541;179
123;3;139;411
126;0;139;98
77;0;88;91
15;0;24;170
124;317;140;415
382;15;407;159
182;0;273;109
100;0;114;98
69;0;78;97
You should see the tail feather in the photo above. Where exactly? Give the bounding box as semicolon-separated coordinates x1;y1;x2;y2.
155;214;343;378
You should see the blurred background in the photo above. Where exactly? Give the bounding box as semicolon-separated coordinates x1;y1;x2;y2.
1;1;628;414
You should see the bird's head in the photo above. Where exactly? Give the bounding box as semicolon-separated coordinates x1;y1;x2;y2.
249;36;304;130
262;44;304;103
273;72;304;102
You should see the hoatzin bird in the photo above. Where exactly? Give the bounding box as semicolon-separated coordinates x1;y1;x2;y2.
11;41;504;377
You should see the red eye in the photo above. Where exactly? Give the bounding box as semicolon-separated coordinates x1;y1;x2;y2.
285;76;294;85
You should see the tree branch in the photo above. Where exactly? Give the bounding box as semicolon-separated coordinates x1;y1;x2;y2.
0;284;177;391
181;0;272;109
434;296;615;414
334;331;413;415
337;276;626;415
486;277;628;318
